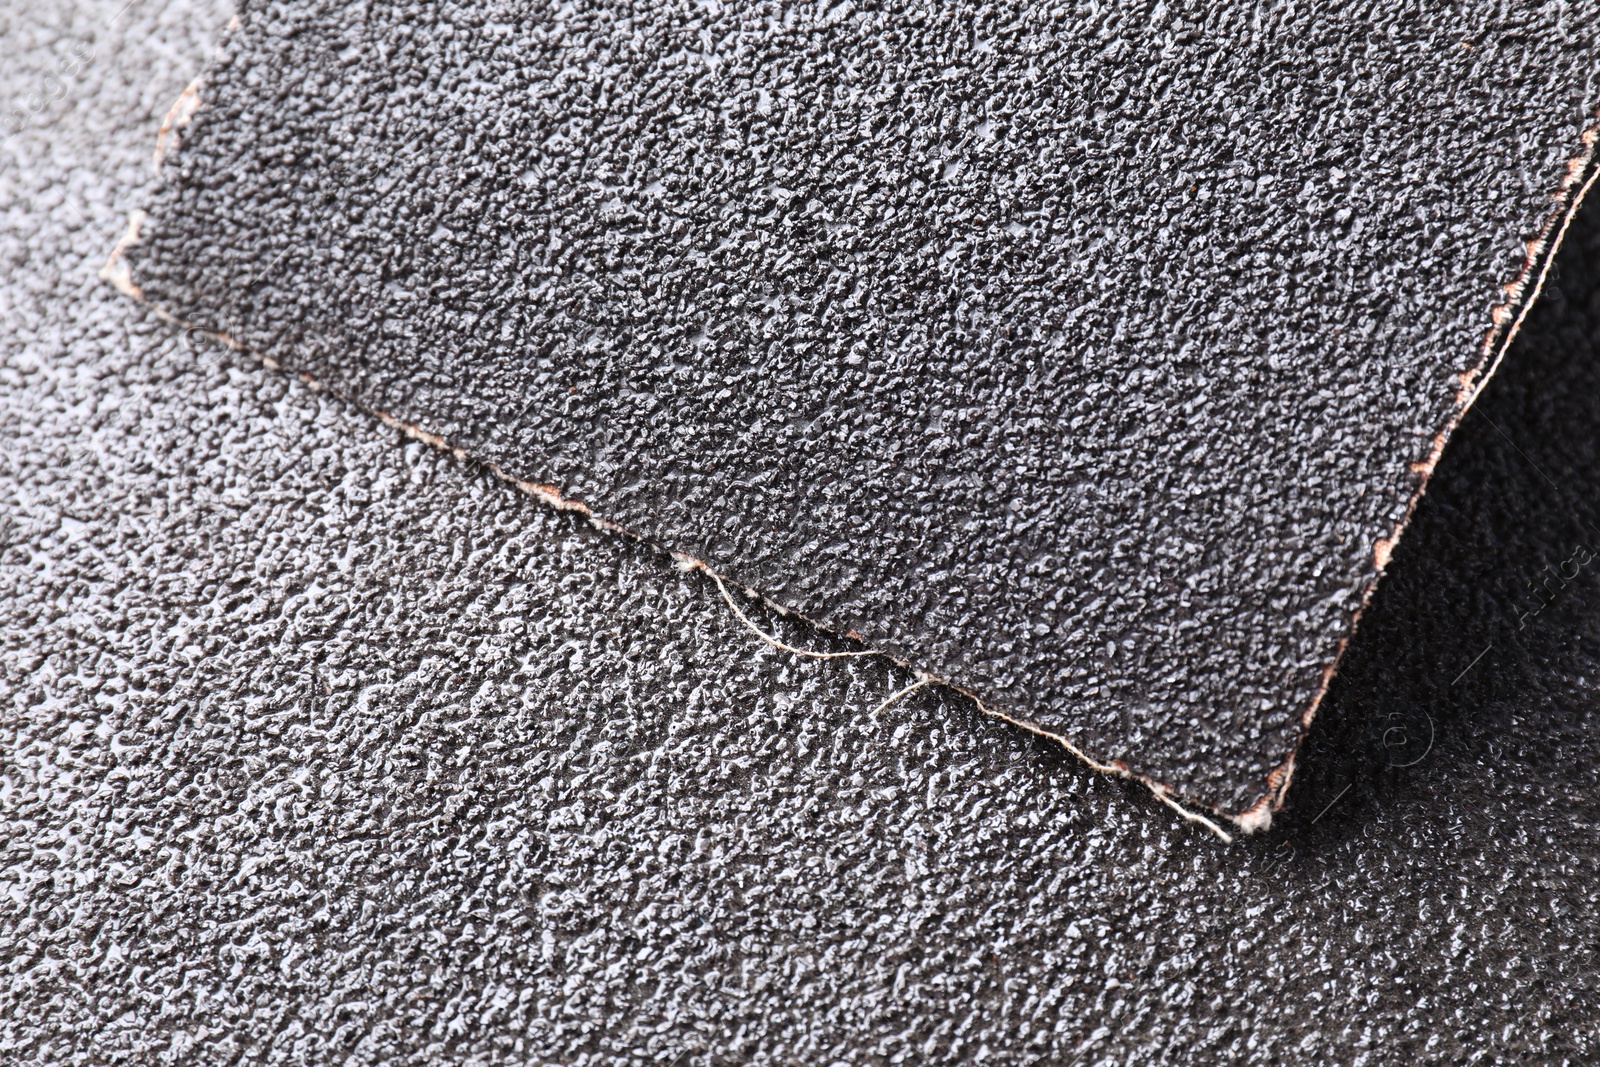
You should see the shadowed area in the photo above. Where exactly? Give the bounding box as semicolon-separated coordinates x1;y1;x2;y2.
1279;188;1600;844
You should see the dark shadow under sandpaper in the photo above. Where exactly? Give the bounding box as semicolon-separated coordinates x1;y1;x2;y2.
1274;188;1600;843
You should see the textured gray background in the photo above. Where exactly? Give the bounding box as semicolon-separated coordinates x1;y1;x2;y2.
5;1;1600;1064
119;0;1600;815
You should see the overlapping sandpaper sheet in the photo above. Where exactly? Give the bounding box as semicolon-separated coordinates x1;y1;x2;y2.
110;0;1600;825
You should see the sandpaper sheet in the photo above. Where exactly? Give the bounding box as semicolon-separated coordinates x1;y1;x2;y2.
110;0;1600;823
10;3;1600;1058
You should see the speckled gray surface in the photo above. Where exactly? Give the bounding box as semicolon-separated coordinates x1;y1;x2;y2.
114;0;1600;818
7;1;1600;1064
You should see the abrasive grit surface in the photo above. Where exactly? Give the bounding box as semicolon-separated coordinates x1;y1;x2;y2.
112;0;1600;820
6;2;1600;1063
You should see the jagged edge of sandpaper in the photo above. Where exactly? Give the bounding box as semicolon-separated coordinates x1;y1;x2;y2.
100;226;1237;845
1237;115;1600;834
101;66;1600;837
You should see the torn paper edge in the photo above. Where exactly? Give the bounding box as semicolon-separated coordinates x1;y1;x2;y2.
1240;115;1600;835
98;201;1236;843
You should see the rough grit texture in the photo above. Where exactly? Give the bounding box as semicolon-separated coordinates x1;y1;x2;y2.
6;1;1600;1063
112;0;1600;820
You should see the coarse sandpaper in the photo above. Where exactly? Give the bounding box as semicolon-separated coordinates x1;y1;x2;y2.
11;4;1600;1058
110;0;1600;824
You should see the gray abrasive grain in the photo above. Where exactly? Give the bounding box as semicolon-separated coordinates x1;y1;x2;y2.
7;2;1600;1061
113;0;1600;821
